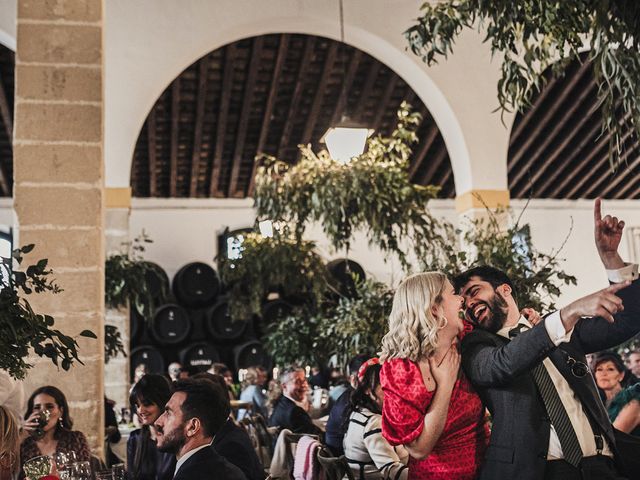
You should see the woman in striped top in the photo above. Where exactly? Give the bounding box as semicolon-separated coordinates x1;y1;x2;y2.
343;360;408;480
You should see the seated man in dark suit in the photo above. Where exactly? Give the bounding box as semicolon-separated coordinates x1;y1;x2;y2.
213;412;265;480
269;367;322;435
155;379;247;480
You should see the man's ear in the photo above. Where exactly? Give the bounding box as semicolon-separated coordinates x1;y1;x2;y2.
498;283;512;298
186;417;201;438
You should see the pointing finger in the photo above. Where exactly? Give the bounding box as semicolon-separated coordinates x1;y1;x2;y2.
606;281;631;294
594;198;602;223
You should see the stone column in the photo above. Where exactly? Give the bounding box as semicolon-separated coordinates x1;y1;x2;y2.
13;0;105;454
104;188;131;411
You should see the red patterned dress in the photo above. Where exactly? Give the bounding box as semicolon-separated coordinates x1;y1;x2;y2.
380;344;489;479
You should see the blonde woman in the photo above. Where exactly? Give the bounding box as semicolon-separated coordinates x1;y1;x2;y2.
379;272;489;480
238;367;268;420
1;405;20;480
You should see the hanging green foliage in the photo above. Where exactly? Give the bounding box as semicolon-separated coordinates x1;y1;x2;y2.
405;0;640;170
105;232;168;317
104;324;126;364
0;245;96;380
254;102;441;270
217;230;329;320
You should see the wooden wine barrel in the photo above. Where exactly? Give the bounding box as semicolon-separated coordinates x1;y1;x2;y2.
205;300;247;341
130;346;165;377
150;304;191;345
179;342;220;372
261;299;293;323
234;341;272;371
172;262;220;307
326;258;366;298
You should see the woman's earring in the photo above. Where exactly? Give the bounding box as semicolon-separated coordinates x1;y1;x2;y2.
59;417;64;427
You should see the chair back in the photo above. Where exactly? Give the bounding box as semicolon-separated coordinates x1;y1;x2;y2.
316;447;354;480
283;432;320;477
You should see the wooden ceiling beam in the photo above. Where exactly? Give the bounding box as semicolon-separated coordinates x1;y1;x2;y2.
300;42;338;147
509;77;598;189
209;43;236;197
229;37;264;198
147;111;158;197
169;79;180;197
418;142;448;185
409;125;439;179
248;34;289;196
189;57;210;197
438;162;454;194
587;140;640;198
353;61;380;119
619;158;640;198
509;73;562;146
329;49;363;125
563;114;634;198
277;37;316;160
513;93;602;197
372;75;398;132
508;60;592;174
0;78;12;140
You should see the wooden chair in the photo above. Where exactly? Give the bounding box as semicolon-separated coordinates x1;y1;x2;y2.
316;447;355;480
282;432;320;477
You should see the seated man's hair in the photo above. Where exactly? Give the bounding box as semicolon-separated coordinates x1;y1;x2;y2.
453;265;517;299
279;366;304;384
174;379;230;437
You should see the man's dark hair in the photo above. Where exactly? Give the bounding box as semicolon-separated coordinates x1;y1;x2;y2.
174;379;230;437
348;354;372;376
453;266;517;299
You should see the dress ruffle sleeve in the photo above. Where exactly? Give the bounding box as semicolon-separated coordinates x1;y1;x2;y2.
380;358;433;446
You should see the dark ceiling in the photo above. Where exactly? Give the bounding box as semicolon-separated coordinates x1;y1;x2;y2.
1;37;638;200
130;33;453;198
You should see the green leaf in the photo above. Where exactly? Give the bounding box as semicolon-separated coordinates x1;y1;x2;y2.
79;330;97;339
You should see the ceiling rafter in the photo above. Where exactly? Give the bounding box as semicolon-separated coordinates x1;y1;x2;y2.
0;78;12;140
277;37;316;160
606;153;640;198
419;143;448;185
147;112;158;197
582;139;640;198
209;43;236;197
372;76;398;131
169;78;181;197
509;78;598;189
229;37;264;198
248;34;290;196
508;60;592;174
409;125;439;179
353;61;380;119
189;57;210;197
329;49;363;125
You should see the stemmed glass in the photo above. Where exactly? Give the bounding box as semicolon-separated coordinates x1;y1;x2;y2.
111;463;126;480
70;460;92;480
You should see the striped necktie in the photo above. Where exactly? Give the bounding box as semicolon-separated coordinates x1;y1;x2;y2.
509;325;583;467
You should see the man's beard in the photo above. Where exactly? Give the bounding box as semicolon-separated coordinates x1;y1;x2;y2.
156;424;187;454
470;291;509;334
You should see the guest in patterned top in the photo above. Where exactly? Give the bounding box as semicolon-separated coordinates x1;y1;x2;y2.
593;352;640;436
343;359;408;480
379;272;489;480
20;386;91;476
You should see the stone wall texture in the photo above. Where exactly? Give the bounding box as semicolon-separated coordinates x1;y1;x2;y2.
14;0;105;455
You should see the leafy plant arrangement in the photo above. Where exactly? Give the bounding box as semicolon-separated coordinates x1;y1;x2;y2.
422;204;577;312
0;245;97;380
217;229;329;320
262;279;393;368
104;324;126;364
105;231;168;317
254;102;441;270
405;0;640;170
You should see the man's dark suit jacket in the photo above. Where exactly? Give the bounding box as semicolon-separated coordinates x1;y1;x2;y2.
173;445;247;480
268;395;322;435
461;279;640;480
212;418;265;480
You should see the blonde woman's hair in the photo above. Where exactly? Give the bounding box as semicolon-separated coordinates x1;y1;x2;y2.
379;272;448;362
242;366;266;389
0;406;20;474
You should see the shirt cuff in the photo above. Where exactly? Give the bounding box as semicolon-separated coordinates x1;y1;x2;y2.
544;311;573;345
606;263;639;282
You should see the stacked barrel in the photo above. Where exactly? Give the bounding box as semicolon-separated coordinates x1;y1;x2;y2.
130;261;271;381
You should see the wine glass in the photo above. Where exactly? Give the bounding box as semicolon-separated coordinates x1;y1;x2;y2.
70;460;92;480
111;463;126;480
95;471;113;480
23;455;52;480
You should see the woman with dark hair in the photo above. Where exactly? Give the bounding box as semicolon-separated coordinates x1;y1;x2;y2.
593;352;640;436
20;386;91;472
343;359;408;480
127;374;175;480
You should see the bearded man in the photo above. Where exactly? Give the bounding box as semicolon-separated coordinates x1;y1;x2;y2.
154;379;246;479
454;199;639;480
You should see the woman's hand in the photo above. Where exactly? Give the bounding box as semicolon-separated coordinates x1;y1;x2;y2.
429;346;460;392
521;307;542;326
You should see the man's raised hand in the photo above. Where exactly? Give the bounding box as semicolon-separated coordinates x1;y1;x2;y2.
560;281;631;330
594;198;625;269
